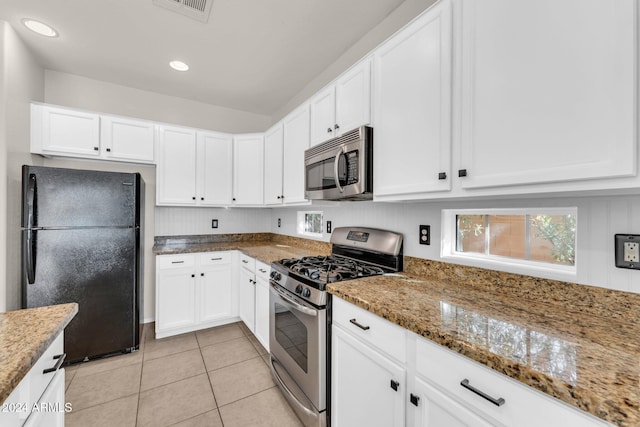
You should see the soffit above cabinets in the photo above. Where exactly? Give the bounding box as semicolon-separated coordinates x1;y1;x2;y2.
0;0;406;115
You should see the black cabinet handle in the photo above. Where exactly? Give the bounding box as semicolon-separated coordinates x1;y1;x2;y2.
211;257;222;261
191;274;195;278
438;172;447;180
277;196;281;199
460;379;505;407
192;196;196;200
171;261;184;264
327;127;333;133
334;124;340;130
458;169;468;177
201;197;204;201
349;318;370;331
390;380;399;392
281;195;284;199
93;147;99;151
232;198;236;201
410;393;420;407
201;273;204;276
242;260;249;264
106;148;111;152
43;353;66;374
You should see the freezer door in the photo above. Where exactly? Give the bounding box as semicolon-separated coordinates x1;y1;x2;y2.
22;165;139;228
23;228;139;362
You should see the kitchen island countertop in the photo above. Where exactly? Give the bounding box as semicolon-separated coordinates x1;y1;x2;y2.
0;303;78;404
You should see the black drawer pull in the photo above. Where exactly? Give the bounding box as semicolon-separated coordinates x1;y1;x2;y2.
438;172;447;180
349;318;370;331
171;261;185;264
259;268;267;273
458;169;468;177
390;379;399;391
242;259;249;264
43;353;66;374
211;257;222;261
410;393;420;407
460;379;505;407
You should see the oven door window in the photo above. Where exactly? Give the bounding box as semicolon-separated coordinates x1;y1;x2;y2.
306;150;359;191
274;302;308;372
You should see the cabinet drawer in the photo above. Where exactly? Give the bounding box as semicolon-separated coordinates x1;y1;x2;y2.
332;297;406;363
255;260;270;280
239;253;255;271
29;332;64;410
198;251;232;266
414;334;608;427
157;254;195;269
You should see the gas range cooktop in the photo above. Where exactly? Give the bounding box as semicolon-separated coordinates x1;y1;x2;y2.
270;227;404;307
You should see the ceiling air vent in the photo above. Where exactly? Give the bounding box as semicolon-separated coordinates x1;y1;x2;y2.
153;0;213;23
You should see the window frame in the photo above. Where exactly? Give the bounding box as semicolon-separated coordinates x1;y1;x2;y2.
296;210;324;239
441;208;578;278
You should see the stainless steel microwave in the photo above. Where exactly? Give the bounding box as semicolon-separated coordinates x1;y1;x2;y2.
304;126;373;201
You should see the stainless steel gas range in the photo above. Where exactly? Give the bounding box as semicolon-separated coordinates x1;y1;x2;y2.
268;227;404;427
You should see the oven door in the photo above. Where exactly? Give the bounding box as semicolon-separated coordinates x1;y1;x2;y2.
269;282;326;415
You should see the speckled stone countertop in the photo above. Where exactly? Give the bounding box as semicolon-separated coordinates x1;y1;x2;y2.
153;233;331;264
0;303;78;404
328;258;640;427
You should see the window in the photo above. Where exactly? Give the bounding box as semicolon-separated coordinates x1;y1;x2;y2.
442;208;577;274
297;211;323;238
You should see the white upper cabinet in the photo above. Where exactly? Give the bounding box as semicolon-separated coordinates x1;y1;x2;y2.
309;59;371;146
198;131;233;206
33;103;101;157
457;0;637;190
264;122;285;205
32;103;154;163
282;103;311;205
373;0;452;200
156;126;198;205
101;115;155;163
233;134;264;206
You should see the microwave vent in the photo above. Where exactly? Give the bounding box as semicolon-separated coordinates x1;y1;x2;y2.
152;0;213;22
305;127;364;159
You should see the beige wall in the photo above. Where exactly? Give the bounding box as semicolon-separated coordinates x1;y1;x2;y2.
45;70;272;133
1;21;45;312
271;0;438;123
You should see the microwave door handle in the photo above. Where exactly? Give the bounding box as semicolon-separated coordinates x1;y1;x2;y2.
333;149;345;193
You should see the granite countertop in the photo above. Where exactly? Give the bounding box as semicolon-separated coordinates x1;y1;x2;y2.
0;303;78;404
328;274;639;427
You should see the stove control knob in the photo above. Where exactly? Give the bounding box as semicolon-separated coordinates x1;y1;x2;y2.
295;285;303;294
271;271;282;281
302;288;311;298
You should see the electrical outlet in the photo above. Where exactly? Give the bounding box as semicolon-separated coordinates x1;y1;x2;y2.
326;221;332;234
211;219;218;229
278;218;281;228
419;225;430;245
615;234;640;270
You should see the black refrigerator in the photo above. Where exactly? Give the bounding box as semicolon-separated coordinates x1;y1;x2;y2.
21;165;144;364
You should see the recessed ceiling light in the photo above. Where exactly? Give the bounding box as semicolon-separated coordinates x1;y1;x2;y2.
169;60;189;72
22;19;58;37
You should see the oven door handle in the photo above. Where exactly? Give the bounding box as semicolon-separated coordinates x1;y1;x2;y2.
333;148;345;193
271;283;317;317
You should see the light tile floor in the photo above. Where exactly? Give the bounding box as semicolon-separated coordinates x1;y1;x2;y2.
64;322;303;427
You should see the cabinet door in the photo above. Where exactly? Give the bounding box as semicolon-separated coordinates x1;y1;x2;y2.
199;262;234;323
335;59;371;134
373;0;452;200
458;0;637;189
332;326;405;427
101;115;155;163
309;86;336;146
264;123;284;205
23;370;65;427
254;275;270;352
198;132;233;206
156;126;197;205
156;267;197;332
40;105;101;157
282;104;311;204
411;377;494;427
238;267;256;332
233;134;264;205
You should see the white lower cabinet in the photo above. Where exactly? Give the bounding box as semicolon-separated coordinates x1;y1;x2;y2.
238;258;256;333
332;297;611;427
1;333;66;427
331;326;405;427
254;261;271;352
155;252;237;338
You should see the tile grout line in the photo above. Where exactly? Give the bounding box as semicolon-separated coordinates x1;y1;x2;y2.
197;334;225;427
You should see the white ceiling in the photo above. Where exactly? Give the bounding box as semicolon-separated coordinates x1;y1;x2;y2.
0;0;406;116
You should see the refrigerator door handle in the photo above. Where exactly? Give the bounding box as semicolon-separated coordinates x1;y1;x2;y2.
26;173;37;229
26;230;36;284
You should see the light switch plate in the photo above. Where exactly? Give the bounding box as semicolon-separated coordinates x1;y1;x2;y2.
615;234;640;269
